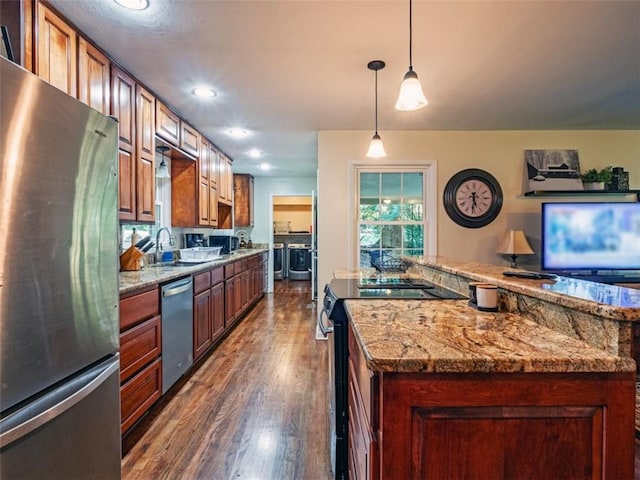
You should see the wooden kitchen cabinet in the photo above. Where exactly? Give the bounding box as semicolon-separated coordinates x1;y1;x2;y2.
113;74;155;222
217;154;233;205
233;174;254;227
180;121;200;158
119;286;162;435
35;2;77;97
155;100;180;146
135;84;156;222
77;36;110;114
193;267;226;363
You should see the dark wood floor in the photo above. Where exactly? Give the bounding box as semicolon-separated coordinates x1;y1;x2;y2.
122;279;332;479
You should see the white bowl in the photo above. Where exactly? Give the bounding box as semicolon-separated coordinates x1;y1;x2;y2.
178;246;223;263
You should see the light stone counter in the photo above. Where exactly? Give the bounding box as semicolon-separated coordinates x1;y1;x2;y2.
344;299;636;374
119;248;267;295
401;256;640;357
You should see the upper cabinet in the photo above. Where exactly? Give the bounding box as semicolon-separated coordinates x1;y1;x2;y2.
233;174;254;227
135;84;156;222
218;154;233;206
111;66;136;152
180;122;200;158
78;37;110;115
36;2;77;97
156;101;180;146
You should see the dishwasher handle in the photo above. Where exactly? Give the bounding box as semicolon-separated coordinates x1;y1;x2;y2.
163;278;193;297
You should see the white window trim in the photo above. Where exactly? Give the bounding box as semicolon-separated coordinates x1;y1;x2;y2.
347;160;437;269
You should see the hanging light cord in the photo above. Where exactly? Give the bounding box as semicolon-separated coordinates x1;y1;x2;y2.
408;0;413;71
374;69;379;134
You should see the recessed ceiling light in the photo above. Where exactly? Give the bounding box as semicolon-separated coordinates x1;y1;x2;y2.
192;86;217;98
114;0;149;10
248;148;262;158
260;163;271;171
227;128;249;139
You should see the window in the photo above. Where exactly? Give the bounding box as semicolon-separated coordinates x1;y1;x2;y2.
358;170;426;269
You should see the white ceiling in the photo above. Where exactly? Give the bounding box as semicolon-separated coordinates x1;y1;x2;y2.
49;0;640;177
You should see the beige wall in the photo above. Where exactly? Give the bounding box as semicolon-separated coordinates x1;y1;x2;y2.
317;130;640;289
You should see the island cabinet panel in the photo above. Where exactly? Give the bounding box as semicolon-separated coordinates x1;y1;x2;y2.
36;2;77;97
378;372;635;480
77;37;110;114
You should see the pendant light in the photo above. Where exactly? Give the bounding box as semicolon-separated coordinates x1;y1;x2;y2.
155;146;171;179
395;0;428;111
366;60;387;158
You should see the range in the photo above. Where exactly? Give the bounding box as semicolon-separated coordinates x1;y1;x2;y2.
318;278;466;479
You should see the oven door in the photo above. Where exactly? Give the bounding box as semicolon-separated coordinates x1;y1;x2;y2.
317;303;336;473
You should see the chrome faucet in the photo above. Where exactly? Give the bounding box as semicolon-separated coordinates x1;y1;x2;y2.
155;227;175;263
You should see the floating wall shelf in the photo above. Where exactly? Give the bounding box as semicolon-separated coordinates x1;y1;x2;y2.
523;190;640;201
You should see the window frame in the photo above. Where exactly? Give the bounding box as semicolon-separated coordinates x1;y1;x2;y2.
348;161;437;269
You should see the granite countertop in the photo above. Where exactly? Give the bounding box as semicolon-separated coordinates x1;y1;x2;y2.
345;299;636;374
119;248;267;295
405;256;640;321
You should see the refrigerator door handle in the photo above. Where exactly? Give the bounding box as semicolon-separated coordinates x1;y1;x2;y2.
162;278;193;297
0;359;119;448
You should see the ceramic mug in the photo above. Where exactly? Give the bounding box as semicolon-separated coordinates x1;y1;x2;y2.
476;284;498;309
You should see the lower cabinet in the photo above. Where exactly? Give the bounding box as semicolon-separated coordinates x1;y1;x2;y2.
119;286;162;435
193;266;225;363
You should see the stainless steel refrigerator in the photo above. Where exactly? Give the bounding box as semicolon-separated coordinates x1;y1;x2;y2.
0;57;121;478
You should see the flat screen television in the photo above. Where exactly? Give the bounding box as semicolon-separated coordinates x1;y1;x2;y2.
541;202;640;273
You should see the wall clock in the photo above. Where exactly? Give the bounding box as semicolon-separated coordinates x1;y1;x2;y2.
443;168;503;228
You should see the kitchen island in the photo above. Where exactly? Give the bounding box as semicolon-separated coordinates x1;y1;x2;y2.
344;298;636;479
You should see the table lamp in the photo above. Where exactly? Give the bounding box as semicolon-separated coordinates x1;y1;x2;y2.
497;230;534;268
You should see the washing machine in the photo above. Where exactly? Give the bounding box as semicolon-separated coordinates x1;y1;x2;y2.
288;243;311;280
273;243;285;280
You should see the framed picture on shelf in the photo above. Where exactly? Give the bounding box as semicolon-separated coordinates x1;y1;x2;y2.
522;149;584;193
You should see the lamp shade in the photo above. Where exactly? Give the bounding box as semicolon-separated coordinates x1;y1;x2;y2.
395;69;428;111
366;133;386;158
497;230;534;255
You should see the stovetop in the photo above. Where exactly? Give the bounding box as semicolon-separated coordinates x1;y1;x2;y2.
326;278;466;301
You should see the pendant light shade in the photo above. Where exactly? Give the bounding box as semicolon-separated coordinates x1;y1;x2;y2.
366;60;386;158
395;0;428;111
367;133;386;158
156;146;171;179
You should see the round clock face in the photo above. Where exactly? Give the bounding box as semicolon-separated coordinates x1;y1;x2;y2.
443;169;503;228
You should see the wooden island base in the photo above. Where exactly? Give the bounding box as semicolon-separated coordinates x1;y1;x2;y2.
348;327;636;479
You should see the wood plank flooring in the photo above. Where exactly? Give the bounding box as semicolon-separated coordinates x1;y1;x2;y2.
122;279;332;479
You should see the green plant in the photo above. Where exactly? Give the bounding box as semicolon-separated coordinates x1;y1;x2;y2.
581;166;613;184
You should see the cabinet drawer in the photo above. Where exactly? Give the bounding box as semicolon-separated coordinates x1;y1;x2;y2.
120;315;161;383
193;270;211;294
211;266;224;286
224;262;236;279
120;288;159;331
120;357;162;434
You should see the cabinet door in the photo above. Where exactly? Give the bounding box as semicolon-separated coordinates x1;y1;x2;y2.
193;289;212;361
233;174;254;227
209;185;218;227
180;122;200;157
156;101;180;146
111;66;135;152
210;283;225;341
36;2;77;96
136;84;155;222
198;138;210;226
209;145;218;188
78;37;110;114
225;279;235;327
118;149;136;221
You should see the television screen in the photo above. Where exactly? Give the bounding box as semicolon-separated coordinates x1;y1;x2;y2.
541;202;640;271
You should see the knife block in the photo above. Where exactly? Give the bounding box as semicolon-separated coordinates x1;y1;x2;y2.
120;245;144;271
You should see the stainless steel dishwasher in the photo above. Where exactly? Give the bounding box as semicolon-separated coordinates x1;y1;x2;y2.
161;276;193;394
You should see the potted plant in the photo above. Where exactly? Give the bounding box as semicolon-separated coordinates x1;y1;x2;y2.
581;166;613;190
